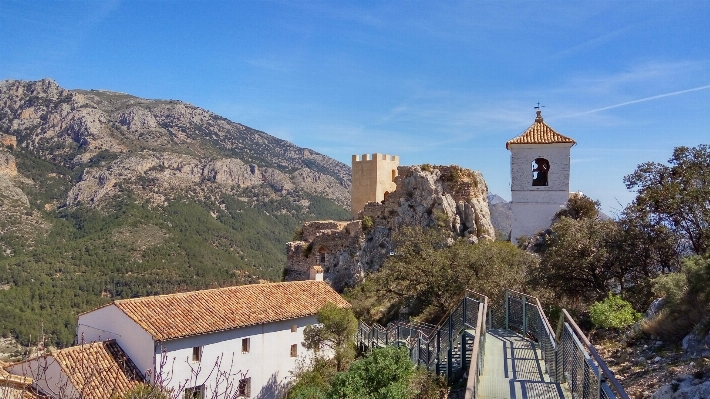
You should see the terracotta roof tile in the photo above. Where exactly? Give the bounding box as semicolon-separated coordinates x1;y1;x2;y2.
506;111;575;149
113;281;350;341
1;364;41;399
50;341;142;399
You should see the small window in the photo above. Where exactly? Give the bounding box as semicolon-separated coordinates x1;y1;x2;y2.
392;169;396;182
192;347;201;362
185;385;204;399
238;377;251;397
290;344;298;357
241;338;250;353
291;324;297;333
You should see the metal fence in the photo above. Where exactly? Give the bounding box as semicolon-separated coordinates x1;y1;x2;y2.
358;289;629;399
357;290;488;385
555;309;630;399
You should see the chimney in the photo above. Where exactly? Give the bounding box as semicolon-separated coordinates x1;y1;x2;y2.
309;266;324;281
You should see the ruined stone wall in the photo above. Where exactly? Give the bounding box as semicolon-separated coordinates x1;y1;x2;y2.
285;220;364;290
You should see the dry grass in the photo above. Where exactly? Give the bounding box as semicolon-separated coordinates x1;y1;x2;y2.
642;297;709;341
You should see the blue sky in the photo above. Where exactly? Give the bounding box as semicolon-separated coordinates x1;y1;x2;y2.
1;1;708;214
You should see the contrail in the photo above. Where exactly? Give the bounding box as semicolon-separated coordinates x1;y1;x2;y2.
577;84;710;115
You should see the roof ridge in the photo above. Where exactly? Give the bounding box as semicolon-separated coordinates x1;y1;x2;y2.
114;280;323;303
505;112;575;149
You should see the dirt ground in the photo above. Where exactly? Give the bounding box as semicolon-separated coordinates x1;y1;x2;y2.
594;331;709;399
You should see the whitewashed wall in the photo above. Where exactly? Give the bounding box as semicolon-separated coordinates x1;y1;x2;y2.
154;315;318;399
509;143;573;242
77;305;155;379
9;357;78;398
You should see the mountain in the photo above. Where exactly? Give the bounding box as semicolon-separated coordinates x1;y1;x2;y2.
487;194;512;238
0;79;351;347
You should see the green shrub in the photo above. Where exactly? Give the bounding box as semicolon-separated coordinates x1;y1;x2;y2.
589;293;642;329
361;216;373;232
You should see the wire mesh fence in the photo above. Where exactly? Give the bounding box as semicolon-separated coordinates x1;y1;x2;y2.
357;290;488;382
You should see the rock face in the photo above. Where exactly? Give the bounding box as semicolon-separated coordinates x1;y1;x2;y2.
651;376;710;399
285;165;495;291
0;78;351;208
0;139;49;255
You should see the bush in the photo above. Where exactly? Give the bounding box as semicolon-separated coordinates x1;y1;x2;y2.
361;216;373;232
329;346;415;399
589;293;642;329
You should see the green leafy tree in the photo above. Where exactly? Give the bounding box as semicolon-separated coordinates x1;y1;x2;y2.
589;293;642;329
353;226;536;324
329;346;416;399
531;217;619;303
303;303;358;372
554;193;601;221
624;144;710;255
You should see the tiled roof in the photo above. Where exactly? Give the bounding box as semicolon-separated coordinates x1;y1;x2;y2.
1;363;41;399
506;111;575;149
113;281;351;341
51;341;143;399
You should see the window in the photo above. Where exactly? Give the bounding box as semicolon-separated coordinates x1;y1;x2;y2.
290;344;298;357
238;377;251;397
392;169;396;182
532;158;550;186
185;385;204;399
241;338;250;353
192;347;201;362
291;324;297;333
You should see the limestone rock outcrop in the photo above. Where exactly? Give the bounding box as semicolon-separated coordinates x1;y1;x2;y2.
286;165;495;291
0;78;350;208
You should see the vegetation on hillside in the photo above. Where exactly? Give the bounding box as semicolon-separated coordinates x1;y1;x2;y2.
287;305;446;399
0;147;349;348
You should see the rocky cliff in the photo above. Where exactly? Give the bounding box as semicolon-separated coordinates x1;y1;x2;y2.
285;164;495;290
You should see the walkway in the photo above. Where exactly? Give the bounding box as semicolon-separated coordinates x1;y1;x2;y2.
477;329;571;399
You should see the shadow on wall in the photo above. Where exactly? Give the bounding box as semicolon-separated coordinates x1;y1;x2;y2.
255;372;290;399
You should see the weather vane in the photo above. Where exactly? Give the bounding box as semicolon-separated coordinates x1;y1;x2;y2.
534;102;545;110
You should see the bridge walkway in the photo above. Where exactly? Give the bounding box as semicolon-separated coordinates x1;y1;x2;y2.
477;329;570;399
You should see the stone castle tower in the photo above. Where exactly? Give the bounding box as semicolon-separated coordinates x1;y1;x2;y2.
506;110;576;242
350;153;399;218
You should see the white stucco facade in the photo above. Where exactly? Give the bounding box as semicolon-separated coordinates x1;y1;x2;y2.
9;357;78;398
77;308;318;398
77;304;154;378
509;142;573;242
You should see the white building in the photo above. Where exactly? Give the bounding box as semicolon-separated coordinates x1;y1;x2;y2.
7;340;142;399
76;280;350;398
506;110;576;242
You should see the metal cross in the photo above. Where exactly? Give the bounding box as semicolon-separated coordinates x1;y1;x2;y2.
534;102;545;110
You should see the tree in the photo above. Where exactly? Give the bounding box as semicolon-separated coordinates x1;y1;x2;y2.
554;193;601;221
352;226;536;324
328;346;416;399
303;303;358;372
624;144;710;255
531;217;619;303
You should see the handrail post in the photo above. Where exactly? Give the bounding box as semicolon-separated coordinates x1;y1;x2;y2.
522;295;527;336
504;290;509;330
463;296;468;326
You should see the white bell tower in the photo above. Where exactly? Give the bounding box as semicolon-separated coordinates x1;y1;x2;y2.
507;110;575;242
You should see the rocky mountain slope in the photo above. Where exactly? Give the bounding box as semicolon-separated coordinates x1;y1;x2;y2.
286;164;495;290
0;79;351;346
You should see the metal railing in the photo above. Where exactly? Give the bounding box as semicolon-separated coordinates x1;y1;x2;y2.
359;288;629;399
556;309;630;399
501;290;559;380
357;290;488;385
